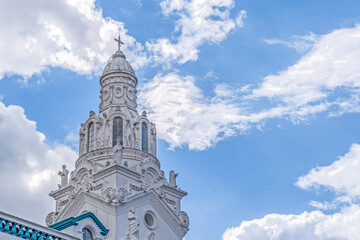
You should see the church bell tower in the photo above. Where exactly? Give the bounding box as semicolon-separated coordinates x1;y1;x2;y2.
46;36;190;240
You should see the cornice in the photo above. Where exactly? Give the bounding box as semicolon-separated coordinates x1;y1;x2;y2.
93;164;141;181
49;185;74;199
160;185;188;198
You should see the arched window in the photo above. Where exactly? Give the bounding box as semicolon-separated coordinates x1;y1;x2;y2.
113;117;123;146
82;228;93;240
87;123;95;152
142;122;148;152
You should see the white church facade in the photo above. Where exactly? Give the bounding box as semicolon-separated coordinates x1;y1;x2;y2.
0;37;189;240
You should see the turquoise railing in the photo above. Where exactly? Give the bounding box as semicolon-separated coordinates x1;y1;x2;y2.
0;211;79;240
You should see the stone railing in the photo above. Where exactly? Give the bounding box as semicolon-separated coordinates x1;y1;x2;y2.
0;211;79;240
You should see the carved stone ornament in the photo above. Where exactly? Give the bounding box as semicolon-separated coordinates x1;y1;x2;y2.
69;189;76;199
103;89;110;101
114;85;123;98
45;212;56;226
141;183;149;192
159;189;166;199
118;188;128;203
81;175;92;192
104;136;110;147
134;141;140;149
96;137;102;149
125;139;132;147
178;211;190;227
127;88;135;100
104;187;117;202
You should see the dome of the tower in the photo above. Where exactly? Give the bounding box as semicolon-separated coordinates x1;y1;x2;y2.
101;50;135;77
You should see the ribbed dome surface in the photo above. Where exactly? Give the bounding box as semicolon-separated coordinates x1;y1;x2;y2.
102;50;135;77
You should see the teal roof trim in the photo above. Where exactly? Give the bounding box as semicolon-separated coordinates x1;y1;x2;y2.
49;212;109;236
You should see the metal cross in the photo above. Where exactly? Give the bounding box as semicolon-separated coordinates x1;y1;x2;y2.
114;33;124;51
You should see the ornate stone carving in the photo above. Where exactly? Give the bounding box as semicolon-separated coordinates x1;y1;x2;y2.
130;184;141;192
118;188;128;203
141;183;149;192
165;198;176;206
159;189;166;199
69;189;76;199
80;174;92;192
114;85;123;98
59;199;69;207
104;136;110;147
103;89;110;101
178;211;189;227
104;187;117;202
125;139;132;147
127;88;135;101
96;137;102;149
91;183;103;191
45;212;56;226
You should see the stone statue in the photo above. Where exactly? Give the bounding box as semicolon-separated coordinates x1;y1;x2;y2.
114;146;124;165
169;170;178;188
79;124;86;155
58;165;69;188
133;122;140;142
127;208;139;240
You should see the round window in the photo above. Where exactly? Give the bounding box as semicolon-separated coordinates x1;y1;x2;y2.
144;211;157;229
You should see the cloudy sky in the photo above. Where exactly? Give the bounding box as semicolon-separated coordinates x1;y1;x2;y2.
1;0;360;239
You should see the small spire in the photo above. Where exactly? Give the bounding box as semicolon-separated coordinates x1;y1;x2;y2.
114;31;125;51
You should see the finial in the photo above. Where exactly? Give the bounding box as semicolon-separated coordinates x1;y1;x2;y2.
114;31;125;51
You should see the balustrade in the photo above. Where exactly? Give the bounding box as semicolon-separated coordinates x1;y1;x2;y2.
0;212;78;240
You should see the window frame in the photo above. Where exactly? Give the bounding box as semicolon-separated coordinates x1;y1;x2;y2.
87;122;95;152
142;122;148;152
112;117;124;147
82;228;93;240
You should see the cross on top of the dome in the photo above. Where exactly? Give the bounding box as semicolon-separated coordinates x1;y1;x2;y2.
114;32;124;51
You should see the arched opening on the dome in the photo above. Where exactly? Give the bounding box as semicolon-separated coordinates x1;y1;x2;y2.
113;117;123;146
142;122;148;152
87;122;95;152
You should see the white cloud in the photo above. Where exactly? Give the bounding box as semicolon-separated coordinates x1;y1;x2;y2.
309;196;352;211
0;0;147;80
296;143;360;199
146;0;246;64
138;72;246;150
264;32;318;53
252;25;360;110
0;101;78;224
223;205;360;240
222;143;360;240
204;70;219;79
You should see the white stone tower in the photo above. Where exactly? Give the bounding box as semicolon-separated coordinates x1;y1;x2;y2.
46;37;189;240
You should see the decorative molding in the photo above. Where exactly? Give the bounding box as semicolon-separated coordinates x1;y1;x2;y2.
49;212;109;236
178;211;190;228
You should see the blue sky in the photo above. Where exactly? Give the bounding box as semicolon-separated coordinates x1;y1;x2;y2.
2;0;360;239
